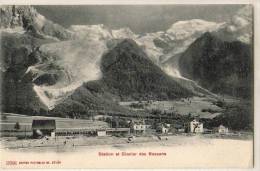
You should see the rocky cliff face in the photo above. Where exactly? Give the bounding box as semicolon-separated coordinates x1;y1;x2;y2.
1;6;27;28
1;31;56;114
0;5;72;40
0;5;72;114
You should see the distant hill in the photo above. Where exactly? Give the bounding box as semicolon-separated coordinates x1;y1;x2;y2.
99;39;193;100
50;83;131;117
179;32;253;99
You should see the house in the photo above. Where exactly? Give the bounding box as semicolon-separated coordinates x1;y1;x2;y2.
218;125;229;134
97;129;106;136
93;115;106;121
162;124;171;134
190;119;203;133
51;131;55;138
32;119;56;137
156;123;171;134
130;121;151;134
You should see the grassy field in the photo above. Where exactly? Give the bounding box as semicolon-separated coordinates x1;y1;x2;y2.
0;113;109;132
119;96;223;119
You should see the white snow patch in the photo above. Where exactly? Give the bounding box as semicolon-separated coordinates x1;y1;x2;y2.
112;27;137;39
33;82;82;109
0;27;25;34
166;19;225;40
69;24;112;40
162;65;183;78
32;36;108;109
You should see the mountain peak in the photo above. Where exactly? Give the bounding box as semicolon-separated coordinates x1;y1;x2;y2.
192;32;224;47
179;32;252;98
166;19;225;40
117;38;140;49
111;27;136;39
99;38;193;101
0;5;71;40
200;32;215;40
101;39;149;72
69;24;112;40
111;38;147;57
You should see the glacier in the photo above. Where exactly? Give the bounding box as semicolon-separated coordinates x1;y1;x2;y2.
28;6;252;109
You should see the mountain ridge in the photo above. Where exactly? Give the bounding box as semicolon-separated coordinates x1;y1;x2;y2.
179;32;253;99
0;5;253;117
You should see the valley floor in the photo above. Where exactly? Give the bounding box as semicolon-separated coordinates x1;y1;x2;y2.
0;134;253;168
0;133;252;151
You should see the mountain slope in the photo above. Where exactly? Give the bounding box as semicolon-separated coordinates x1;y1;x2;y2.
100;39;193;100
1;5;74;114
50;82;130;117
1;5;253;117
51;39;194;116
161;6;252;79
1;31;57;114
179;32;253;99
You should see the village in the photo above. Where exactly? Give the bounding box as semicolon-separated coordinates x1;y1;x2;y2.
0;93;251;150
0;109;249;151
34;118;229;137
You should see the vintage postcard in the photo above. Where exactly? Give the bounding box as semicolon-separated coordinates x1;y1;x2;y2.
0;1;257;169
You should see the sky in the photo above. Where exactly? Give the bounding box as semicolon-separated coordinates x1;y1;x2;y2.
35;5;244;33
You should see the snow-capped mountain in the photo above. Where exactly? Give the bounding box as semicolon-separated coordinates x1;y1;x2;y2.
166;19;225;40
213;5;253;44
66;19;226;68
160;19;225;63
69;24;112;40
1;5;253;115
111;27;137;39
157;6;252;78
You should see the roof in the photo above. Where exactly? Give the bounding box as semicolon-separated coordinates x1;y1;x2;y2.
161;123;170;128
191;119;200;123
219;125;227;129
32;119;56;130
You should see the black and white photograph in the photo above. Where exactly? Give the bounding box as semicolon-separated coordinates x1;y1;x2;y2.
0;2;256;169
